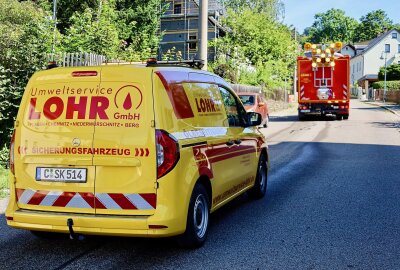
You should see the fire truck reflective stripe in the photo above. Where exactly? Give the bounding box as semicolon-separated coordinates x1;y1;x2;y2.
108;193;137;209
343;84;348;98
125;194;153;210
300;85;305;98
66;193;92;208
15;189;156;209
96;193;122;209
39;191;63;206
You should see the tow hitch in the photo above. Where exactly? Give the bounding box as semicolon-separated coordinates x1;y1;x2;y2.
67;218;85;240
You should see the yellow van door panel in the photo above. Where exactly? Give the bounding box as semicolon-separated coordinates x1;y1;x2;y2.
231;127;259;186
15;67;102;214
93;66;156;215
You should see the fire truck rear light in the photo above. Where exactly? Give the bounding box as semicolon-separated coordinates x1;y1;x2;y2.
345;105;349;109
72;71;98;77
6;216;13;221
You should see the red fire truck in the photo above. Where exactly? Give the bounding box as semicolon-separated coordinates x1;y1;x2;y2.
297;42;350;120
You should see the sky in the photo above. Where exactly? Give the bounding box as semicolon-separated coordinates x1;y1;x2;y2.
282;0;400;33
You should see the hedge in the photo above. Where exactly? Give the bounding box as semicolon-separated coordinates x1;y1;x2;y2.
371;80;400;90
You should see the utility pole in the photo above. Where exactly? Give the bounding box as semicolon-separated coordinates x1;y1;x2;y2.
293;27;297;99
51;0;57;58
198;0;208;70
383;52;387;103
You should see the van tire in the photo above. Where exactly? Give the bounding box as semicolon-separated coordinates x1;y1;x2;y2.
178;183;210;248
248;154;268;199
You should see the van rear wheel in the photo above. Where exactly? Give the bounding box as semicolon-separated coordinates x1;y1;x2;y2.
178;183;210;248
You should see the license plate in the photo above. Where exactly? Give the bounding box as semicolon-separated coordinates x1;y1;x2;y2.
333;106;339;109
36;167;87;183
300;110;310;113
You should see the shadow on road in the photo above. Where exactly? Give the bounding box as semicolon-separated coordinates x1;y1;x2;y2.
370;122;400;129
1;142;400;269
270;114;337;122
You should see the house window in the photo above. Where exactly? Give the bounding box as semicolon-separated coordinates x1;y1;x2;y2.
174;4;182;14
385;44;390;53
189;34;197;50
392;32;397;39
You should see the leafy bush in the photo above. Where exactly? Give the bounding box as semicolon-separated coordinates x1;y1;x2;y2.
0;0;54;150
0;164;9;198
378;64;400;81
371;80;400;90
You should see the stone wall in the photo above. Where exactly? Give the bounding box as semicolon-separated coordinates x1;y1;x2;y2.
375;89;400;103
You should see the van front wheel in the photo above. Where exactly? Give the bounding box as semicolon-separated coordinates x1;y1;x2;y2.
178;183;210;248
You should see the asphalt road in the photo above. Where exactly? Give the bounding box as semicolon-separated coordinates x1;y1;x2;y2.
1;100;399;269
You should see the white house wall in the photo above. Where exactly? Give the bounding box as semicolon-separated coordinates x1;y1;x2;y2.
363;30;400;75
350;55;364;85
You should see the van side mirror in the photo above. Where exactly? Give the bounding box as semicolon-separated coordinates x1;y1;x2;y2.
247;112;262;126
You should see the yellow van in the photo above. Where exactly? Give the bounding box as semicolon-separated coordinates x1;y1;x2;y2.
6;60;269;247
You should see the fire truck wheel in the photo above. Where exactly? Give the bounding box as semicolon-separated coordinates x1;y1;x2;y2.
178;183;210;248
249;154;268;199
343;115;349;120
298;115;306;121
336;115;343;120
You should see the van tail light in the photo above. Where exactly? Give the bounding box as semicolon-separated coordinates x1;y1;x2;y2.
9;130;15;175
156;130;180;179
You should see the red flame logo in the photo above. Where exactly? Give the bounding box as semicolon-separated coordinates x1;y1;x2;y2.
123;93;132;110
114;85;143;110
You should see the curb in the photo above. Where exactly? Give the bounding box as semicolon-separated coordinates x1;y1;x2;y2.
0;196;9;214
364;102;400;117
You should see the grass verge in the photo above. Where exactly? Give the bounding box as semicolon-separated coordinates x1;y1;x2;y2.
0;166;9;199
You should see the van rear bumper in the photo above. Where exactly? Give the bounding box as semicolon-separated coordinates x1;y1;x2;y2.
7;209;183;237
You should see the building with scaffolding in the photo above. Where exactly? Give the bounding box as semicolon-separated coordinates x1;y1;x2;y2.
158;0;227;61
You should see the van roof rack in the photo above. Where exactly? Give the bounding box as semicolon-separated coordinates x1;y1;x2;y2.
146;59;204;69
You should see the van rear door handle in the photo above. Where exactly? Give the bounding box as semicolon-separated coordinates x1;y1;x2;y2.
226;140;234;146
234;139;242;145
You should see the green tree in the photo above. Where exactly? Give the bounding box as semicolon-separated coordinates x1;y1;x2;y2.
354;10;394;42
306;9;358;43
378;63;400;81
115;0;164;60
0;0;54;150
223;0;284;20
39;0;99;34
213;8;297;88
62;1;120;59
